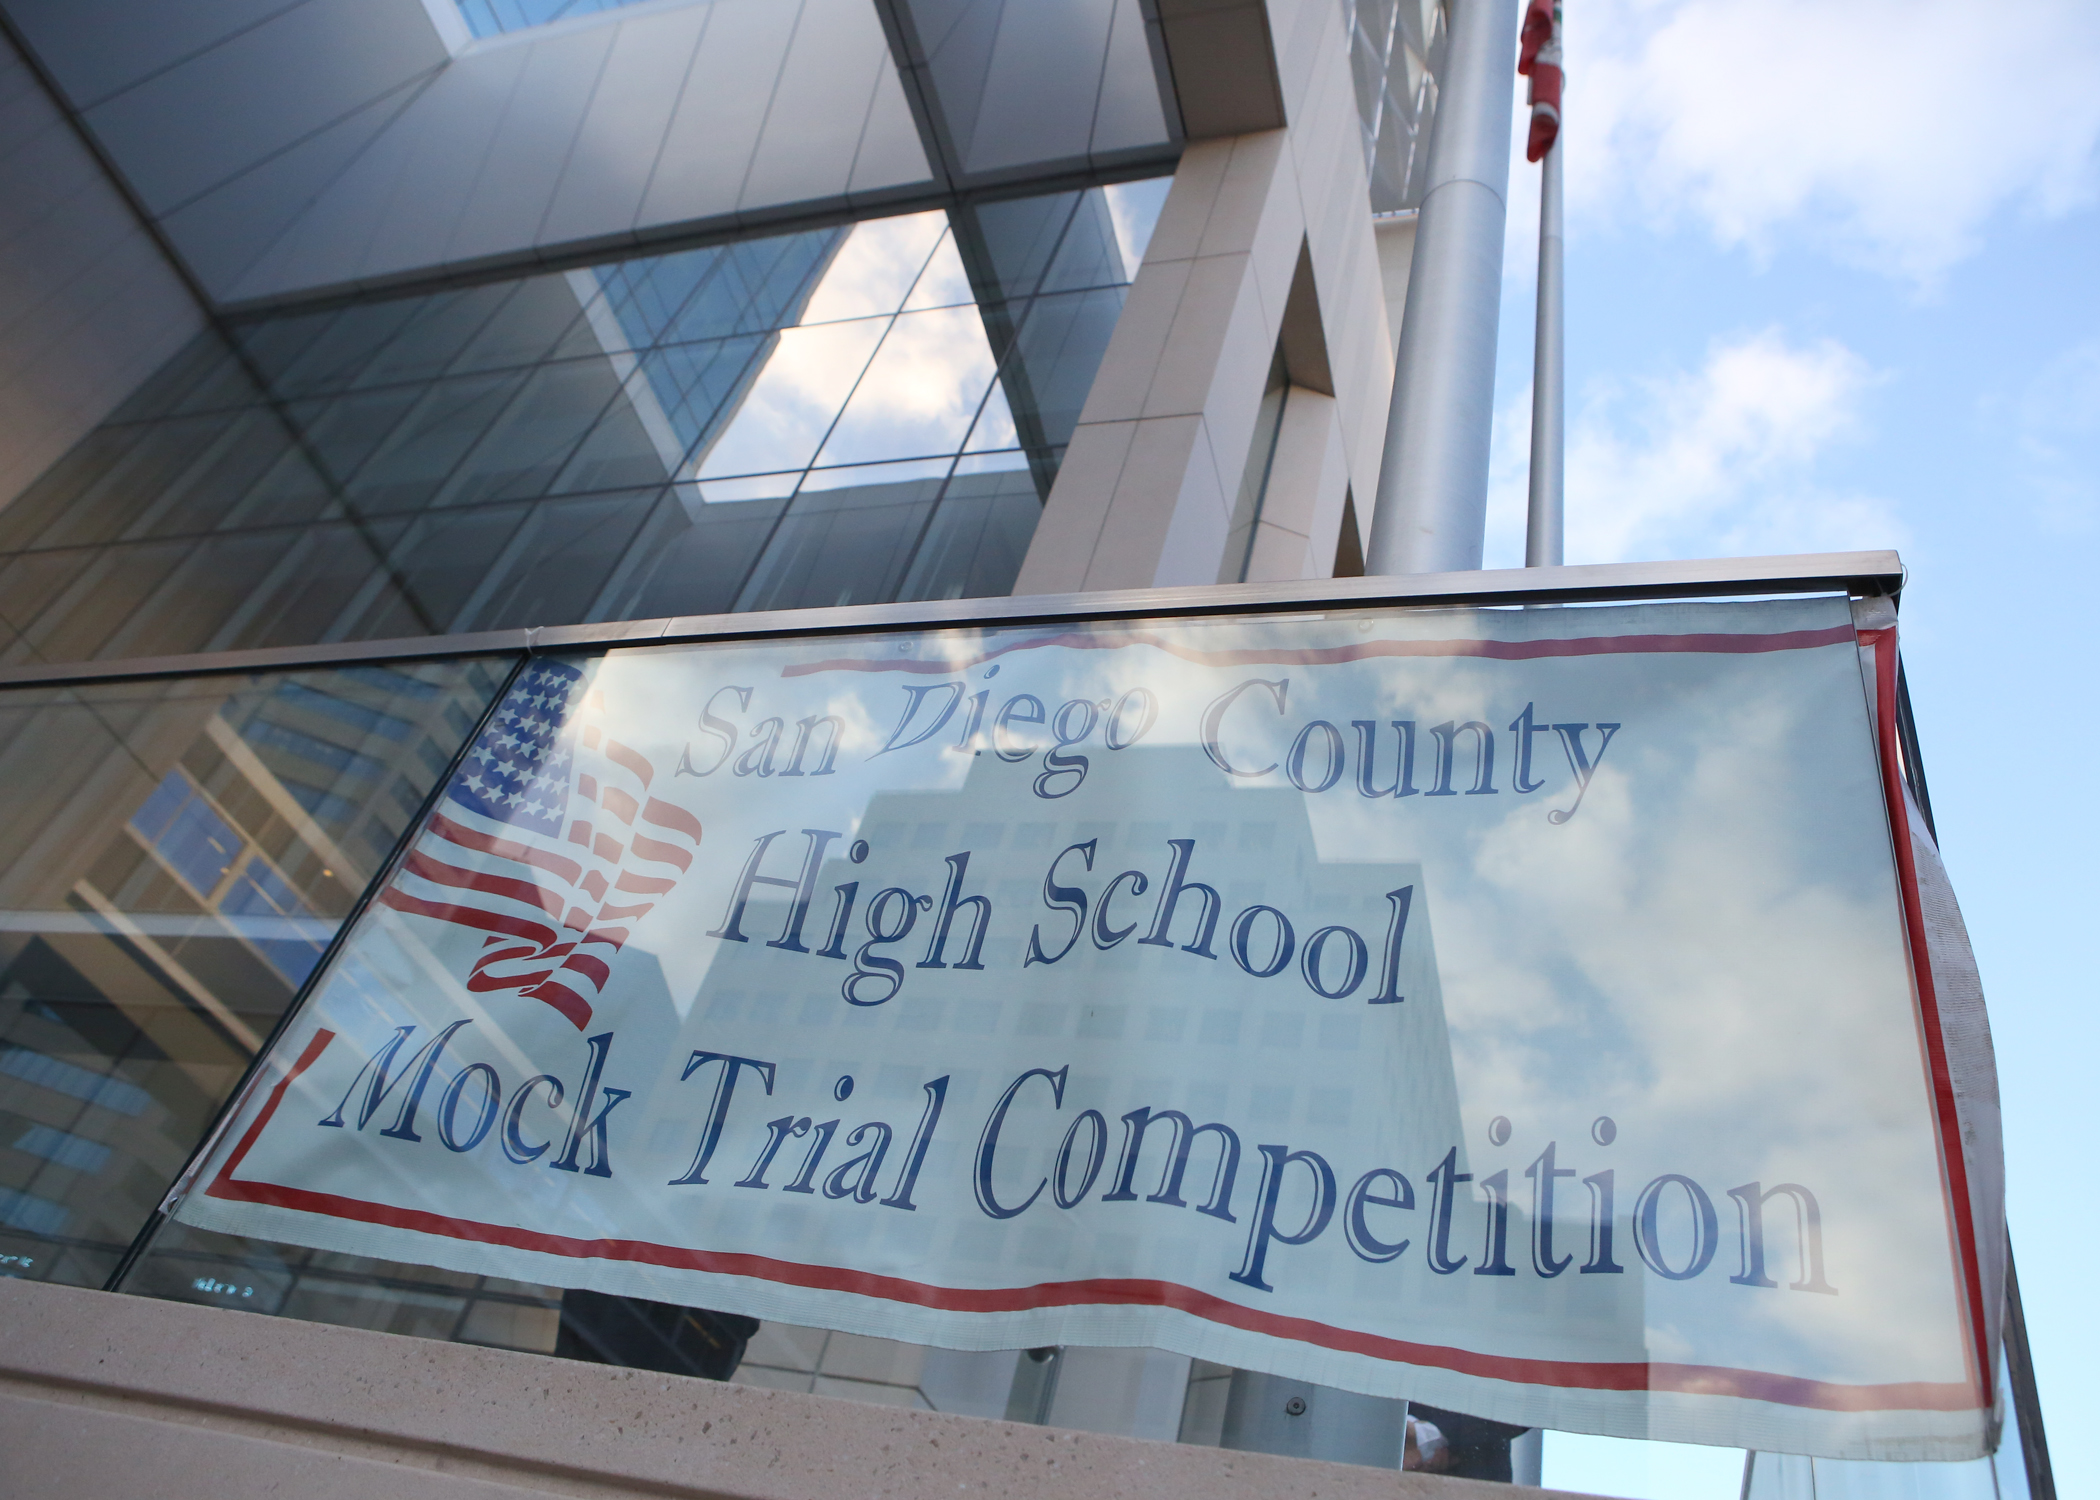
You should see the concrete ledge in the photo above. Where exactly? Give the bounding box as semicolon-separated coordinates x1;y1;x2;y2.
0;1278;1596;1499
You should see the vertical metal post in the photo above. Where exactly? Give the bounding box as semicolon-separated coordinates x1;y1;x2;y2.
1366;0;1521;576
1524;131;1564;568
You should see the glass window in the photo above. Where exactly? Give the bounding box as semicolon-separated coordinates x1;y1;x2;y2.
1340;0;1445;212
0;660;505;1289
0;180;1166;667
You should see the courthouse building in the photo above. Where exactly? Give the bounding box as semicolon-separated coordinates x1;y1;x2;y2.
0;0;2051;1495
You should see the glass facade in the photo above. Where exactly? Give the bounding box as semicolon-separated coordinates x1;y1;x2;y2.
0;163;1166;1421
0;660;506;1289
0;181;1166;669
1340;0;1446;213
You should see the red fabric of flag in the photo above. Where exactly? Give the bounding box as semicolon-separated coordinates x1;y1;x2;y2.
1519;0;1562;162
1518;0;1555;74
1527;49;1562;161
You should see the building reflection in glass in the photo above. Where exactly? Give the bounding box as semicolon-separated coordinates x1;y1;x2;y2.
0;661;505;1286
0;181;1169;668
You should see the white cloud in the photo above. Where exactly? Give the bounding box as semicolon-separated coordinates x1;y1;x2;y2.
1560;0;2100;284
1488;329;1903;565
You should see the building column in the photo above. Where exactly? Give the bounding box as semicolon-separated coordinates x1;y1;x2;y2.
1013;0;1392;595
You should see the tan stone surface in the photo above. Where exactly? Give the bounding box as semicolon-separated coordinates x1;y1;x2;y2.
0;1277;1603;1500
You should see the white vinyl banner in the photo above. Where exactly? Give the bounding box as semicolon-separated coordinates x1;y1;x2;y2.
174;596;1999;1459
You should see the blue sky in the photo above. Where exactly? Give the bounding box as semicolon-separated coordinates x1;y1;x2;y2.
1486;2;2100;1493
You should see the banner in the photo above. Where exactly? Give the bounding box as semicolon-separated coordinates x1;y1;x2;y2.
174;595;1999;1459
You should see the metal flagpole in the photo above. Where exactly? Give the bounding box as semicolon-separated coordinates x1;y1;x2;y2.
1522;0;1564;568
1524;128;1564;565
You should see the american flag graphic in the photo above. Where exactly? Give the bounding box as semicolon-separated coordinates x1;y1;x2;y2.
377;659;704;1030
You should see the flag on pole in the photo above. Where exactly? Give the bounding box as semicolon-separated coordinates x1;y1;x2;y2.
1518;0;1562;163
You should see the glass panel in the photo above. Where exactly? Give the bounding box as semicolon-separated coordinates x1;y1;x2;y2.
997;286;1132;456
353;285;519;389
800;213;950;325
217;520;413;650
0;180;1166;663
1103;177;1172;270
339;373;530;514
594;489;791;623
732;464;951;611
1340;0;1444;212
0;659;505;1289
458;491;664;632
695;320;892;480
23;420;234;552
812;307;1000;469
896;465;1043;602
128;596;1980;1456
902;230;976;311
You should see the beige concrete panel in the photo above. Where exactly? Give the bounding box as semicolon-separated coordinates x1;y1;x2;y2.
1073;255;1190;428
1192;130;1288;261
1187;255;1285;490
1296;389;1355;571
1247;385;1337;542
1156;1;1286;139
1140;250;1261;421
1150;418;1235;585
1242;163;1309;350
1245;388;1349;582
1376;216;1417;360
1264;0;1332;128
1018;0;1389;597
1270;0;1391;513
1076;413;1208;591
1088;413;1223;589
1141;139;1232;265
0;1279;1595;1500
1010;418;1138;596
1029;126;1306;593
